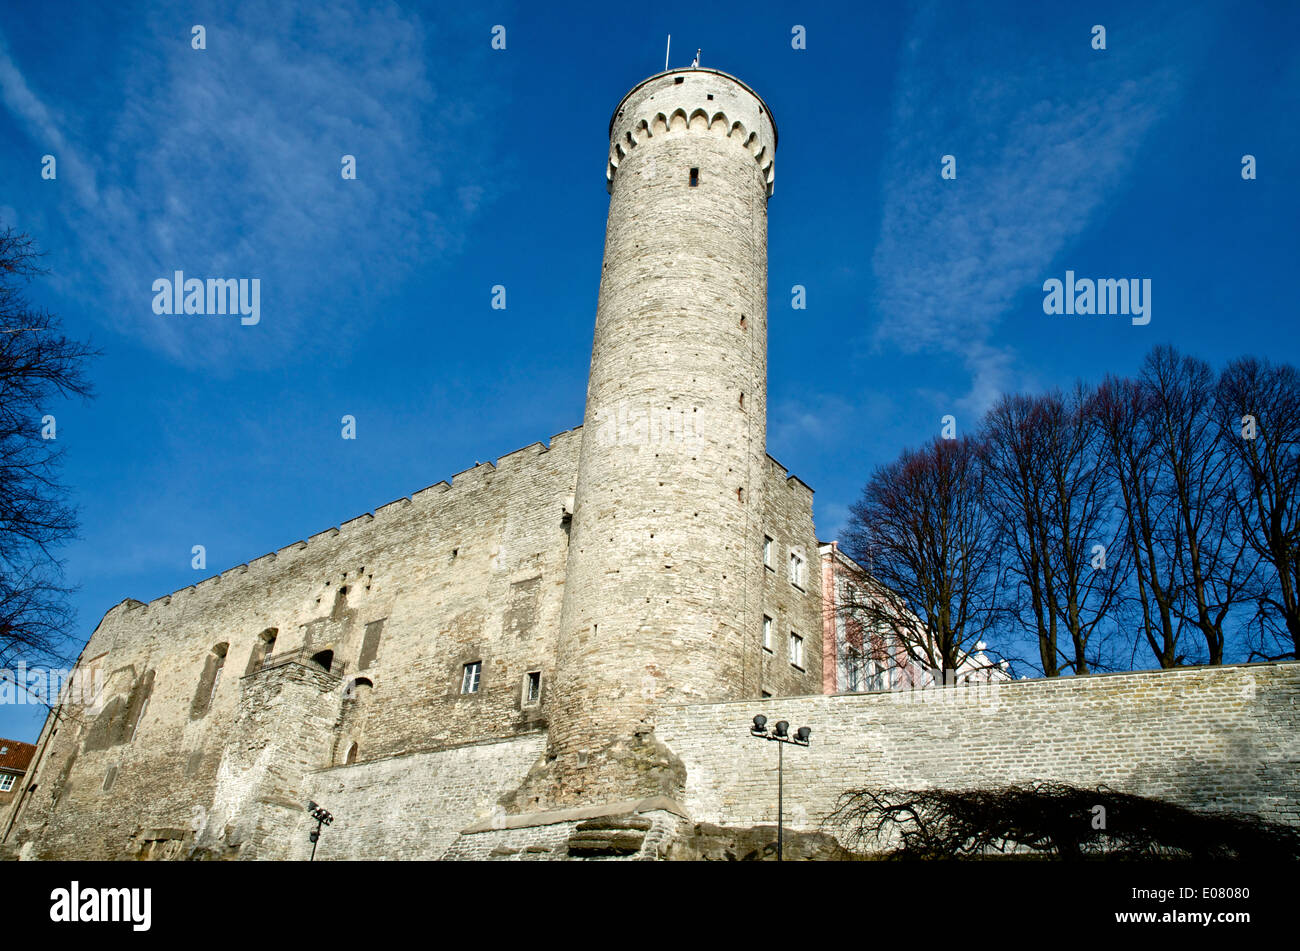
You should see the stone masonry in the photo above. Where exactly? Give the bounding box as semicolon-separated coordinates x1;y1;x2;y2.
3;66;1296;860
658;662;1300;835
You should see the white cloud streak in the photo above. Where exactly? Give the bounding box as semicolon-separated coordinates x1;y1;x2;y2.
0;0;503;367
871;2;1200;414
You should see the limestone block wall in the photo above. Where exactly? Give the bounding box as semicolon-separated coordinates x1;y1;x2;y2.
3;430;582;859
299;733;547;860
546;68;781;805
442;807;687;861
756;456;821;700
656;662;1300;837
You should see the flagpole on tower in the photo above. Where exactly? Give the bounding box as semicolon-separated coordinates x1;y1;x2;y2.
665;34;671;72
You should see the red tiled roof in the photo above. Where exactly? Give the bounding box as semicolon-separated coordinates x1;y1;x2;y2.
0;738;37;773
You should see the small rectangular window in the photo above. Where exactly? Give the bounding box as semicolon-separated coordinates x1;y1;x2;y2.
525;671;541;705
461;661;481;694
0;774;14;792
789;633;804;669
763;536;773;567
763;615;773;652
789;551;805;587
689;167;699;187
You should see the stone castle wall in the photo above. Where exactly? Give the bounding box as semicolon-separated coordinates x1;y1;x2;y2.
656;661;1300;838
299;733;548;860
2;413;827;857
3;429;584;859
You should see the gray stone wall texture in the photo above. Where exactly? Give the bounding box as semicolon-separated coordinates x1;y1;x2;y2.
655;662;1300;836
300;734;547;860
2;428;585;859
542;67;799;807
3;66;1294;861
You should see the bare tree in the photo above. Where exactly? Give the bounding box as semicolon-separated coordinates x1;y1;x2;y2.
0;226;95;670
1094;373;1186;668
822;781;1300;860
1216;356;1300;659
979;385;1125;675
842;435;1003;676
1142;346;1253;665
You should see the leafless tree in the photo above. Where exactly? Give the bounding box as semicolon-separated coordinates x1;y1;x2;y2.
1095;372;1188;668
822;781;1300;860
979;385;1125;675
1216;356;1300;659
1094;348;1254;668
842;435;1003;676
1142;347;1254;665
0;226;95;671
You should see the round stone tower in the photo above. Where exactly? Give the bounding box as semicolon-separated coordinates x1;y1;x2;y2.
539;67;778;808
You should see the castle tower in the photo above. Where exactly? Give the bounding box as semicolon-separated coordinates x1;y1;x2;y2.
540;67;778;807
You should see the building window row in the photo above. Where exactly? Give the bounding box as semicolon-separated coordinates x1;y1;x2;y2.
460;662;544;706
762;534;806;590
760;613;805;672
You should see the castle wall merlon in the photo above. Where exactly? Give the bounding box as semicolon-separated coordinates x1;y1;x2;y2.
374;498;412;520
411;481;451;504
786;473;815;498
496;442;548;469
80;428;586;621
450;461;496;489
606;69;777;196
340;513;373;534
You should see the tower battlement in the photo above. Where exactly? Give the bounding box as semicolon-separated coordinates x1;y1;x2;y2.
606;68;777;196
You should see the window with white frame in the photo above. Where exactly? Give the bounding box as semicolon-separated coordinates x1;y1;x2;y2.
0;774;14;792
789;551;805;588
789;632;804;669
763;536;773;568
524;670;541;705
461;661;481;694
762;615;773;652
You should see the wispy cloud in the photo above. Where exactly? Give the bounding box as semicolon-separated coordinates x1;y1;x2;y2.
0;1;505;368
871;2;1204;413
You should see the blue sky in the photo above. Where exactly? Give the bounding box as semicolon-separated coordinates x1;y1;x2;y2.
1;0;1297;739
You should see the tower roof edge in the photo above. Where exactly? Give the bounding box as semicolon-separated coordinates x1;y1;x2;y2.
608;67;778;149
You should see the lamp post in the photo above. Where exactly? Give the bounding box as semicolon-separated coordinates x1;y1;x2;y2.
748;714;812;861
306;801;333;861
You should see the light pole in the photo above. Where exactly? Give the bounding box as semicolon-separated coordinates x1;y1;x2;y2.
748;714;811;861
306;801;333;861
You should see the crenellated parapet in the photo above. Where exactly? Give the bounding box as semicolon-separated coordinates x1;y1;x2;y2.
606;68;777;196
103;426;585;618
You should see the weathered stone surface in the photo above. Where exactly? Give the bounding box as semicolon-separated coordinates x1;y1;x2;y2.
1;65;1295;862
656;662;1300;838
666;822;851;861
566;829;647;856
574;816;653;832
539;66;819;810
